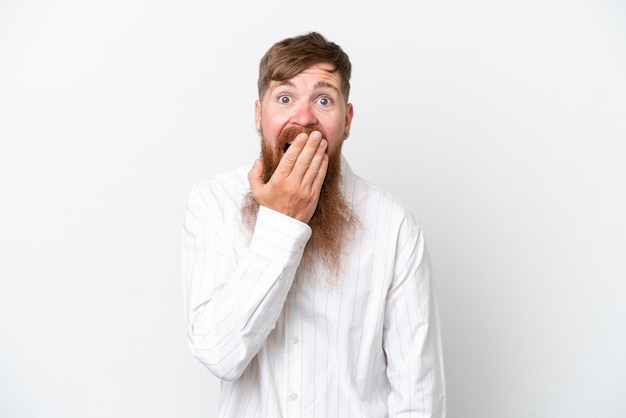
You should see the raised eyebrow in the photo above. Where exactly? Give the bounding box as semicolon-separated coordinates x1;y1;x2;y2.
268;80;340;97
269;80;296;94
313;80;340;94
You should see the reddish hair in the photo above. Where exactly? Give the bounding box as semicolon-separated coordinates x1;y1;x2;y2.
257;32;352;102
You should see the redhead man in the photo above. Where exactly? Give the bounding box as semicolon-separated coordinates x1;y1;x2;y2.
183;32;446;417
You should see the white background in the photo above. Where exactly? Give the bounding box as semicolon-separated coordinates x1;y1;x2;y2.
1;1;625;417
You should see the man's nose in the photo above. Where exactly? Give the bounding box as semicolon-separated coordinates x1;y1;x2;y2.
290;102;318;127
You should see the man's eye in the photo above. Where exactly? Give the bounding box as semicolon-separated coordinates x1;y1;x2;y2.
319;97;330;106
279;95;291;104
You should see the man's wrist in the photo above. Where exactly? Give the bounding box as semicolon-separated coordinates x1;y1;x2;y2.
249;206;312;265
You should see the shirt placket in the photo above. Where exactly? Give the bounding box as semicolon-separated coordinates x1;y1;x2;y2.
285;280;303;417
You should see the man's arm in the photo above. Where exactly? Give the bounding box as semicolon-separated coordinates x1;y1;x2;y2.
183;191;310;381
183;132;327;381
383;219;446;417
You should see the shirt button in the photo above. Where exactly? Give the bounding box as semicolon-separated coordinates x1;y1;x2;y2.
292;283;299;291
290;393;298;400
292;336;299;344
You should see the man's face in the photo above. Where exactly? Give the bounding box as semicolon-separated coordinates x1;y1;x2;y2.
245;63;357;276
255;63;354;166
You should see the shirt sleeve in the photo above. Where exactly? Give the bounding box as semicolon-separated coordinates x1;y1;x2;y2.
182;184;311;381
384;218;447;417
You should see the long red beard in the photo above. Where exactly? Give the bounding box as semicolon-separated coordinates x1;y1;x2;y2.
241;128;357;279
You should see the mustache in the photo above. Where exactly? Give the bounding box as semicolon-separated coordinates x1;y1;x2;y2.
278;126;319;150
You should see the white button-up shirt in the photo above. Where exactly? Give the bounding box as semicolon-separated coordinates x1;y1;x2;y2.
183;157;446;417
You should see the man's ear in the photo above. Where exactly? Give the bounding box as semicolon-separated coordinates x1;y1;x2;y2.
344;103;354;140
254;100;262;132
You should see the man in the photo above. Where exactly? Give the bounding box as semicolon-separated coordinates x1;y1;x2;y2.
183;32;446;417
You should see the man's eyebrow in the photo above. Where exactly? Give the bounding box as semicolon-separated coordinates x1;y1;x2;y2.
313;80;340;93
273;80;295;90
269;80;340;93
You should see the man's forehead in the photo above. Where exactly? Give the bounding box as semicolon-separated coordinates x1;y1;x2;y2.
269;64;341;91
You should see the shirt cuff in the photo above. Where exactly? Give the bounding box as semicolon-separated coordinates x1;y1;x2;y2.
249;206;312;266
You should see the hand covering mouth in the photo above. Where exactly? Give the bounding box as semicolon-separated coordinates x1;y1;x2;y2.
278;126;317;154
